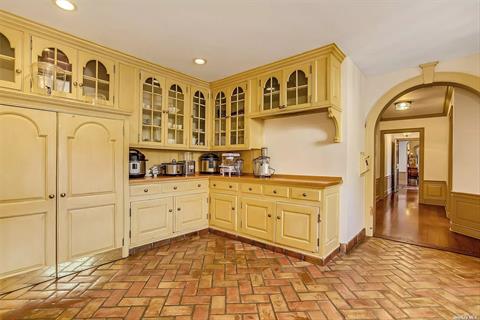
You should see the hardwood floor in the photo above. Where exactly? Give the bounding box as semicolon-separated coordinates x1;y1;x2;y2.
375;186;480;257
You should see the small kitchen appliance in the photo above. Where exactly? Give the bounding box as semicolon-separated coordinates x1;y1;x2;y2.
160;159;185;176
253;147;275;178
219;153;243;176
200;153;220;174
129;149;148;178
184;160;196;176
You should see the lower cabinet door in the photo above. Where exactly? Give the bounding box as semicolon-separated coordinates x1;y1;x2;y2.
210;193;237;232
275;202;318;252
130;197;174;247
240;197;275;242
175;193;208;233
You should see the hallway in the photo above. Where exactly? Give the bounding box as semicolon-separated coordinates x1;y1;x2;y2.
375;187;480;257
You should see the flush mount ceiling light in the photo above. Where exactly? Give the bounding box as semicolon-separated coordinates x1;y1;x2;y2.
193;58;206;65
395;101;411;111
54;0;76;11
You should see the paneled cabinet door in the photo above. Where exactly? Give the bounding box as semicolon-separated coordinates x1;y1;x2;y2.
0;106;56;287
0;26;23;90
140;72;166;145
190;87;209;149
31;36;77;99
57;114;124;264
130;197;174;247
240;198;275;242
166;80;189;147
275;202;318;252
228;83;247;147
259;71;283;113
175;193;208;233
77;51;116;106
283;63;312;109
210;193;237;232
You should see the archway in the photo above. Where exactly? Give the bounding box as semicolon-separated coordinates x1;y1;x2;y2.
364;66;480;237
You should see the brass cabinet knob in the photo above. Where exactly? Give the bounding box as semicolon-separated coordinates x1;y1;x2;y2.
73;81;78;87
144;188;148;193
213;184;216;187
15;69;22;74
268;214;272;218
302;193;307;197
177;207;181;211
231;207;235;211
173;186;178;190
273;190;277;194
48;194;55;199
60;193;66;197
197;184;201;188
169;209;173;212
79;83;83;87
229;185;232;189
276;216;281;220
248;187;252;191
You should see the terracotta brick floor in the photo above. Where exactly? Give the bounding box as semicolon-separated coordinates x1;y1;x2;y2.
1;234;479;319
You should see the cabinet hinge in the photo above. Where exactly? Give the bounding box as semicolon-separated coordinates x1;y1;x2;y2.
317;238;320;247
317;214;321;223
129;230;131;238
122;238;125;246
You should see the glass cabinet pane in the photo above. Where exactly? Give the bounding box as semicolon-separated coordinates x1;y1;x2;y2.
192;90;206;147
230;86;245;145
82;60;110;102
142;77;163;143
287;70;308;106
167;84;185;145
263;77;280;110
0;33;15;83
214;92;227;146
36;48;72;95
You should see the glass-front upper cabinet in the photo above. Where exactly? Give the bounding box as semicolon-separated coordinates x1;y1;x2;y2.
140;73;165;144
190;88;208;149
213;90;227;147
284;63;312;108
166;81;188;147
78;52;115;106
31;37;77;99
229;83;247;146
259;71;282;112
0;26;23;90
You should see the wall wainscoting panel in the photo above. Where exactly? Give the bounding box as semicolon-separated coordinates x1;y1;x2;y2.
375;178;382;200
422;180;447;206
449;192;480;239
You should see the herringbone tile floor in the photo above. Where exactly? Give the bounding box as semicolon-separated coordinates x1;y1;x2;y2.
1;234;479;319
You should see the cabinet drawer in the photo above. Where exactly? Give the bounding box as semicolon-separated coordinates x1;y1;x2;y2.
161;180;208;193
241;183;263;195
130;184;162;196
291;187;321;201
210;180;239;191
263;185;289;198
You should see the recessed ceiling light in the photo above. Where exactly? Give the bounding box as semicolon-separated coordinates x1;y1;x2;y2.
194;58;206;65
395;101;411;111
54;0;76;11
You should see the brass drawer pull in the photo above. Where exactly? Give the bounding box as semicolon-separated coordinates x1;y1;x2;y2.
276;216;281;220
144;188;148;193
302;193;307;197
177;208;181;211
169;209;173;213
173;186;178;190
229;185;232;189
197;184;201;187
15;69;22;74
248;187;252;191
231;207;235;211
213;183;217;187
273;190;277;194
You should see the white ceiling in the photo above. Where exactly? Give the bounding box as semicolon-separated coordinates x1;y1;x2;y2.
1;0;479;81
382;86;448;119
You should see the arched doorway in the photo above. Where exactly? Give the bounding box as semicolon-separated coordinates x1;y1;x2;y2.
364;67;480;242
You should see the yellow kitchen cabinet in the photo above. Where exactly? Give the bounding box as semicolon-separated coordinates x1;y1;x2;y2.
166;80;189;148
283;62;313;110
258;70;283;114
117;63;137;113
77;51;116;107
139;72;167;145
0;25;24;90
212;89;228;148
210;193;237;232
239;197;275;242
0;105;56;282
130;197;174;248
275;202;319;252
175;193;209;233
31;36;78;99
189;87;210;149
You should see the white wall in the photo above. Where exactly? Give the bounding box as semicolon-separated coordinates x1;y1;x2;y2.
398;141;408;172
453;88;480;194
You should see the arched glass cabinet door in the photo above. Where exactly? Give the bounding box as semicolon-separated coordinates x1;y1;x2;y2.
81;60;112;105
0;27;23;90
230;85;246;146
263;76;281;111
141;76;163;143
191;89;207;148
167;83;186;146
285;64;311;107
214;91;227;146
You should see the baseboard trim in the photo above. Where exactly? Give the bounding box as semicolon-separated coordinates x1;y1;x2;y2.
340;228;366;254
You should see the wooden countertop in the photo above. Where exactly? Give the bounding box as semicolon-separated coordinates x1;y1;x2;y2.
130;173;342;189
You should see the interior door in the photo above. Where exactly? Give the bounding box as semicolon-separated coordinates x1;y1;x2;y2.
0;106;57;294
210;193;237;232
175;193;208;233
57;113;124;276
130;197;173;248
275;202;318;252
240;198;275;242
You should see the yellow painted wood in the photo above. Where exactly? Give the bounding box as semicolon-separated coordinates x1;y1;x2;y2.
320;186;340;257
165;79;190;148
240;183;263;195
130;197;173;248
57;113;124;263
175;193;208;233
275;202;318;252
239;197;275;242
210;180;239;192
130;184;163;196
263;185;289;198
290;187;321;201
189;86;210;150
0;25;23;90
117;63;137;113
0;106;56;278
210;193;237;232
